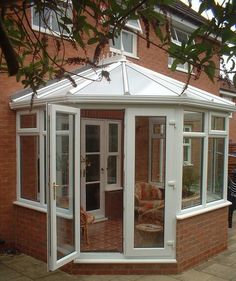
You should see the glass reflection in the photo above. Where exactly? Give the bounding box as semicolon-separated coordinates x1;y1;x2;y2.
134;116;165;248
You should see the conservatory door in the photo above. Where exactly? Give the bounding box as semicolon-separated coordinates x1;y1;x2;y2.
80;119;105;219
125;108;177;258
47;104;80;271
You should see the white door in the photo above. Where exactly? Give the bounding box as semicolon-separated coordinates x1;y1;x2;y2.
81;119;105;219
124;108;178;258
47;104;80;271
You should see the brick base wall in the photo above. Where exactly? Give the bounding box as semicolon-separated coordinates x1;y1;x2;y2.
14;206;47;261
176;207;228;272
14;205;228;275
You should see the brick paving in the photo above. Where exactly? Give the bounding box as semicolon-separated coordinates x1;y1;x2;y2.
0;215;236;281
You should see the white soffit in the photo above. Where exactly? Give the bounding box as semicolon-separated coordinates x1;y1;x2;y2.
10;55;235;112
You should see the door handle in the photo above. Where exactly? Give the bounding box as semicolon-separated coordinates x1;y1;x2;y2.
53;182;60;200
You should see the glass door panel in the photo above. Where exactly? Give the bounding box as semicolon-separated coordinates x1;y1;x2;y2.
125;108;176;258
134;116;166;248
81;121;104;219
48;104;80;271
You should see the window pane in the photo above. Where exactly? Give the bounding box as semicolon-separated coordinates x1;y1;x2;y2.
171;27;177;41
207;138;225;202
20;114;37;129
112;35;121;50
56;135;69;209
182;138;203;209
20;136;39;201
122;31;133;53
86;183;100;211
86;125;100;152
32;6;50;29
51;3;72;34
86;154;100;182
51;10;60;32
126;19;140;30
109;123;118;152
107;156;117;184
175;28;188;44
211;116;225;131
134;116;165;248
56;113;69;130
184;111;204;132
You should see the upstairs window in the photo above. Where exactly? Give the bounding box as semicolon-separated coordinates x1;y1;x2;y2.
168;26;191;72
110;20;142;58
32;1;72;36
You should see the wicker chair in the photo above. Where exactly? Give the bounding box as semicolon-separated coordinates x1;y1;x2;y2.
80;207;95;245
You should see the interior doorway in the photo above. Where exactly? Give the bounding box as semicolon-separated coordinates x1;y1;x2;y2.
80;110;124;252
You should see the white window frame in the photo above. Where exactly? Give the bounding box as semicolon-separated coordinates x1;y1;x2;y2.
168;26;192;73
110;20;141;58
105;120;122;191
148;117;166;186
16;110;44;207
180;109;229;214
183;125;192;166
31;1;72;37
16;109;74;218
209;112;227;135
207;112;229;205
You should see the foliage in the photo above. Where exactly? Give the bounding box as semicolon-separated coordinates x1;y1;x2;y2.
182;165;199;197
0;0;236;92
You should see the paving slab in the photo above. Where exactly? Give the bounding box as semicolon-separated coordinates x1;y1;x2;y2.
201;263;236;280
9;277;33;281
0;263;22;281
78;276;115;281
2;254;51;279
133;275;179;281
174;269;218;281
36;272;78;281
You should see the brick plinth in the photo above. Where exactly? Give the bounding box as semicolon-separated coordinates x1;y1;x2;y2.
14;206;47;261
14;205;228;275
176;207;228;272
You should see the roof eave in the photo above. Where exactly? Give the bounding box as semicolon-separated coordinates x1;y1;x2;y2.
9;95;236;113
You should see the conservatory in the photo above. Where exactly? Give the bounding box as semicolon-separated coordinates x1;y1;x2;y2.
10;54;235;273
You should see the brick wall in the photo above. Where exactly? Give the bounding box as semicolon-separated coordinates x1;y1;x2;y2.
14;206;47;260
0;74;22;248
14;204;228;275
176;207;228;271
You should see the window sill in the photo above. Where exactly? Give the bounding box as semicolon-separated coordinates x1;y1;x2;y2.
13;200;47;214
75;253;177;264
176;201;231;220
32;25;71;39
105;186;123;192
168;64;194;75
110;48;139;60
13;200;73;219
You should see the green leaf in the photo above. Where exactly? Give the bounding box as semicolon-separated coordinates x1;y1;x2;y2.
233;74;236;89
222;28;236;43
204;61;216;82
87;37;99;45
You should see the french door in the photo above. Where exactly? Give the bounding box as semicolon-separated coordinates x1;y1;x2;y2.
47;104;80;271
80;119;122;220
81;119;105;219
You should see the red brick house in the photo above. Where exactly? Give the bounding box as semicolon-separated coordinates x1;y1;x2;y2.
0;0;235;275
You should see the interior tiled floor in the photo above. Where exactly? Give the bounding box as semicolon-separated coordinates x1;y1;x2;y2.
80;217;164;252
81;218;123;252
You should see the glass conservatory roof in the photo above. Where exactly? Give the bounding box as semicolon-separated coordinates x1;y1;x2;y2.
10;54;235;112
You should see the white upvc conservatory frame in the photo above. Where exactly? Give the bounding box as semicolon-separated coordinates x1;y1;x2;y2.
11;56;235;269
